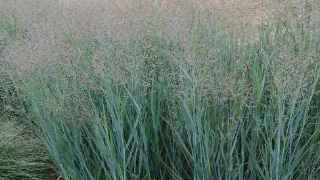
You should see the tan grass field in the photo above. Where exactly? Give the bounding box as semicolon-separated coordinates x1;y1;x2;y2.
1;0;319;73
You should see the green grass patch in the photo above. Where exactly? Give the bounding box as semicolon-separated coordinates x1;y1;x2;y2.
0;115;58;179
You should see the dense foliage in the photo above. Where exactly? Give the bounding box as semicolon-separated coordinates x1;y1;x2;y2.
1;0;320;179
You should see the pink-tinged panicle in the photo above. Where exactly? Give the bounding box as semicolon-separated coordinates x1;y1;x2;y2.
1;0;319;102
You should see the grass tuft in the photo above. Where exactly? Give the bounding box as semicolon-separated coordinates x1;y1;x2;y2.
1;0;320;179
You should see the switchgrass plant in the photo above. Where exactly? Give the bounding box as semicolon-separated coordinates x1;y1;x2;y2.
1;0;320;179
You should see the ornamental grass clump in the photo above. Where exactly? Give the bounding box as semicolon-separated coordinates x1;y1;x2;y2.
1;0;320;179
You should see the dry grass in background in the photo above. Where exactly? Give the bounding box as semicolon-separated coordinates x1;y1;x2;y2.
1;0;319;73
